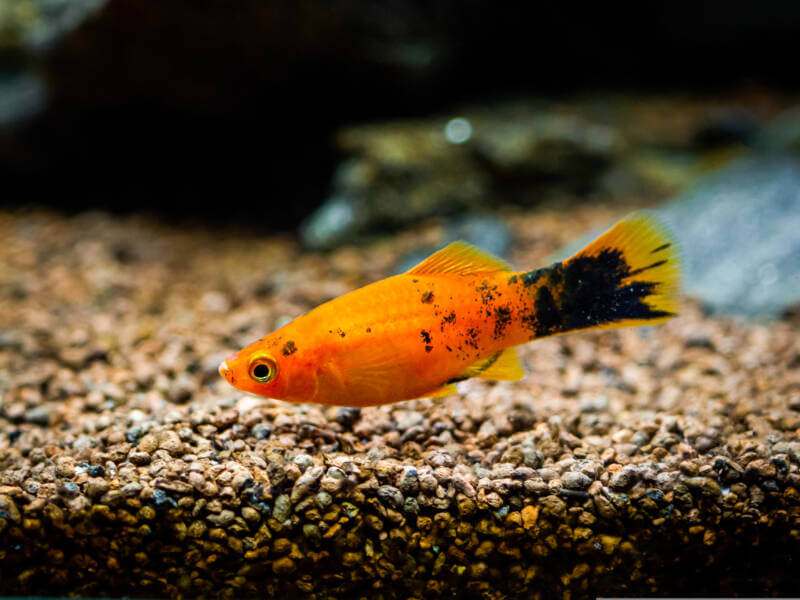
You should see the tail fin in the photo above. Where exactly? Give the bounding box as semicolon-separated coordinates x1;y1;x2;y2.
522;212;681;337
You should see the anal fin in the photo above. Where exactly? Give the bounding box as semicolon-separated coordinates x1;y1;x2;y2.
418;349;525;400
458;348;526;382
419;383;458;399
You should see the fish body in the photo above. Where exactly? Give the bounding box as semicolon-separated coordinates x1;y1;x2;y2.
220;212;680;406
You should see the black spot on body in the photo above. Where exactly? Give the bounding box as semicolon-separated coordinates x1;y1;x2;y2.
366;327;371;333
464;327;479;349
282;340;297;356
421;290;434;304
420;329;432;344
337;328;346;338
475;281;498;306
521;310;534;332
493;305;513;338
522;269;546;287
441;311;456;326
425;345;433;353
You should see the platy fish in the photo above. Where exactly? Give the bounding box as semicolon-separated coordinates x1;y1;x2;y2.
219;212;680;406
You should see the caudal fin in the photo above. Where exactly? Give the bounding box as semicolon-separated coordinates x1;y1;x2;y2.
522;212;681;337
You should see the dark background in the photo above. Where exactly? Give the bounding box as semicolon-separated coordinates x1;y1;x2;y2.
2;1;799;227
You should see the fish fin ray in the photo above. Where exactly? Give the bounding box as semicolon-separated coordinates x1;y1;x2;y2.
530;210;681;335
407;241;512;276
572;211;681;328
475;348;526;380
457;348;526;382
415;383;458;399
330;345;399;404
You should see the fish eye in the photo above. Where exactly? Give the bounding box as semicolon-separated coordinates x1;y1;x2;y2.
248;356;278;383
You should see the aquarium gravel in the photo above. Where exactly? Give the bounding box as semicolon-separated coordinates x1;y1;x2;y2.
1;206;799;599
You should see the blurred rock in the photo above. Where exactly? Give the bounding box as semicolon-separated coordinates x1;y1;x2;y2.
301;105;624;249
0;0;104;126
0;71;46;126
300;119;491;249
0;0;106;51
756;106;800;153
659;156;800;318
692;107;759;149
304;97;786;249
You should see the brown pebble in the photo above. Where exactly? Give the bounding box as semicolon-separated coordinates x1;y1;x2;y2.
521;505;539;529
684;476;721;497
206;509;235;527
745;459;777;479
562;472;592;490
138;434;158;454
156;431;183;456
609;466;639;490
241;506;260;524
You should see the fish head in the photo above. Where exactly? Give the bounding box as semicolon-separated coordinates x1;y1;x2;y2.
218;334;317;402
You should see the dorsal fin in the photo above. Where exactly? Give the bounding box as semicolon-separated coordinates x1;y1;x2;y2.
406;241;513;276
457;348;526;382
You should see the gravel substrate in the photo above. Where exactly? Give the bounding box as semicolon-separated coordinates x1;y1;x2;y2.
1;206;799;599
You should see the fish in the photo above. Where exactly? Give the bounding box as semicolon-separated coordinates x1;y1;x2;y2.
219;212;680;406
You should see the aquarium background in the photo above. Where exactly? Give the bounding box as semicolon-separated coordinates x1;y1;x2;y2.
2;1;800;226
2;2;800;599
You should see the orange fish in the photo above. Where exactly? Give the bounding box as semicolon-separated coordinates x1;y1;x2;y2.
219;212;680;406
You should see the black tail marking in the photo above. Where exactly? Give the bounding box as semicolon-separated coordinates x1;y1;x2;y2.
520;248;673;338
628;259;667;277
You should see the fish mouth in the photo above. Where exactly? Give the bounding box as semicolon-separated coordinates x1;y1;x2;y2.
218;360;232;381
